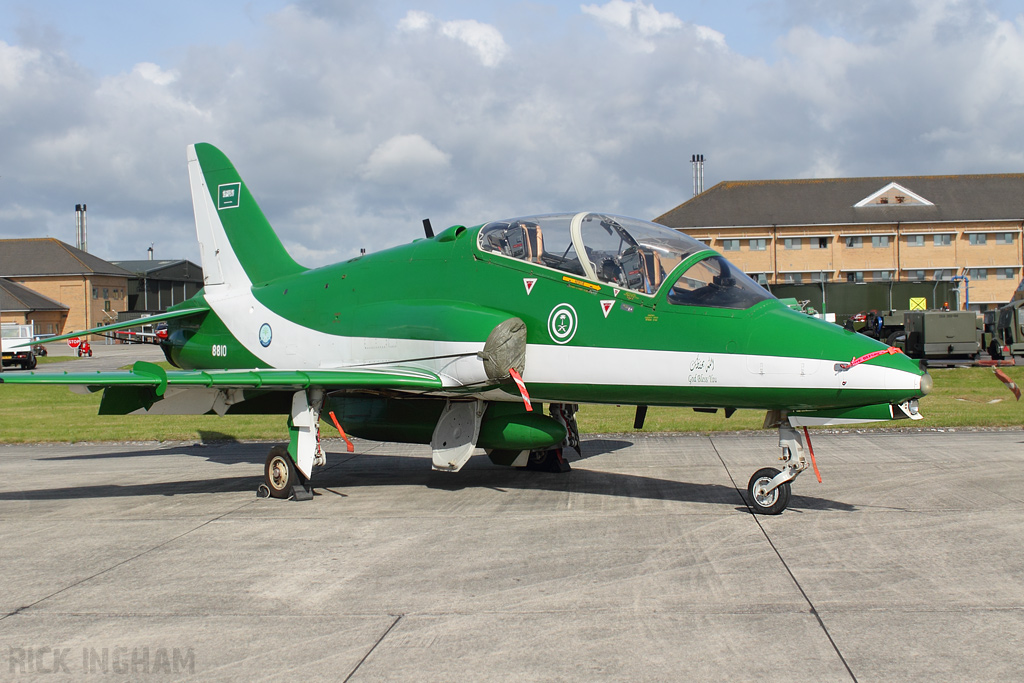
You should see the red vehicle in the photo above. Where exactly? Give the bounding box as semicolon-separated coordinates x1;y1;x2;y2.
77;341;92;357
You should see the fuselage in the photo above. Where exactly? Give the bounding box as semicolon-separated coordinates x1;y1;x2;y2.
160;213;929;413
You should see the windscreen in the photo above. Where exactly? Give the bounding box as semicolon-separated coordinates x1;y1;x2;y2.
666;254;773;310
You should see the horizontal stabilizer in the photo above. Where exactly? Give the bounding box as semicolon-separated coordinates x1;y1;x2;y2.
6;307;209;349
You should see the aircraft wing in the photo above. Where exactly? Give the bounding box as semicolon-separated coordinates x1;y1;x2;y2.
0;361;444;416
0;361;442;392
6;307;210;348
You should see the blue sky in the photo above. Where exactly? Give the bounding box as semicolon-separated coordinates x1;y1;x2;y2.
2;1;1024;265
8;0;1021;71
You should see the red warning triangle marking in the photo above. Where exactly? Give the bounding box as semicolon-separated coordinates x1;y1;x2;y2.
600;300;614;318
524;278;537;295
612;288;620;297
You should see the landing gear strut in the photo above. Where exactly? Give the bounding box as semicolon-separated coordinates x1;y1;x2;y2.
746;422;810;515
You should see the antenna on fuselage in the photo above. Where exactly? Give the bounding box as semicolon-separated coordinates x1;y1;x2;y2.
422;218;434;238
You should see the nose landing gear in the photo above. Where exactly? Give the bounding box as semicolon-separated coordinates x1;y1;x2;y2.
746;423;810;515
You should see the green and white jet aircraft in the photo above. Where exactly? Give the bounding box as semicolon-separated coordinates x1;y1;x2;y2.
2;143;933;514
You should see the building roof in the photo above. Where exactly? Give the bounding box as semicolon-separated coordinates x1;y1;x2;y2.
0;278;69;313
655;173;1024;229
0;238;134;278
112;259;203;279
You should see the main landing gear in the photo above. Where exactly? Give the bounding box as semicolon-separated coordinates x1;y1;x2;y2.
258;389;324;501
746;423;810;515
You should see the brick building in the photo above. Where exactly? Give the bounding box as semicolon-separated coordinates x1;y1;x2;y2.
0;278;69;334
0;238;132;337
656;174;1024;311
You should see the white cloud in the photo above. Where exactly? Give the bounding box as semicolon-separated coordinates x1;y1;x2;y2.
361;134;452;183
0;41;38;88
397;10;432;33
397;10;508;67
580;0;724;53
581;0;683;36
439;20;508;68
133;62;177;86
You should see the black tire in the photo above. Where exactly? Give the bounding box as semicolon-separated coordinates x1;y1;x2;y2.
264;446;298;499
886;331;905;347
988;339;1004;360
24;354;36;370
747;467;791;515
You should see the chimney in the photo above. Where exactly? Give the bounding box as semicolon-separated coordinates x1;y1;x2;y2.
690;154;705;197
75;204;88;252
148;245;154;260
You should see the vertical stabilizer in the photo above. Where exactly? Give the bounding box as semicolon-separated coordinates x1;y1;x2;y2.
187;143;306;289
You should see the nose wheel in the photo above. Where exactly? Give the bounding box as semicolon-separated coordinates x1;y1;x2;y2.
747;467;791;515
744;421;813;515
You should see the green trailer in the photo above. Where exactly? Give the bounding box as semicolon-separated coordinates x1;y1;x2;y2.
903;311;981;360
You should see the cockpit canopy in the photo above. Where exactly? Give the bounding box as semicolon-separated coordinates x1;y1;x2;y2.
477;212;773;310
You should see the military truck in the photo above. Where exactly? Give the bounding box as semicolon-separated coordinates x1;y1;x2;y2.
989;300;1024;360
986;279;1024;360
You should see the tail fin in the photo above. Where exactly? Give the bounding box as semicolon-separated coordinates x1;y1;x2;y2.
187;143;306;288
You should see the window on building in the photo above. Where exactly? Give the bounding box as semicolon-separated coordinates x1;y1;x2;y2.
968;233;988;245
754;273;768;285
907;235;924;247
968;268;988;280
996;233;1016;245
997;268;1016;280
721;239;740;251
92;288;98;300
876;270;892;281
934;234;951;246
871;235;890;248
103;301;112;312
810;272;830;282
749;238;767;251
846;271;864;283
845;236;862;248
784;238;802;250
783;273;803;283
934;269;950;280
102;288;109;300
907;270;926;281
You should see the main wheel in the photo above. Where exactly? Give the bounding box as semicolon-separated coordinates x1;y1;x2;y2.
264;446;298;499
747;467;791;515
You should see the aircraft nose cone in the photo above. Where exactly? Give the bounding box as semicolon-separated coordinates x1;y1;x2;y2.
920;372;933;396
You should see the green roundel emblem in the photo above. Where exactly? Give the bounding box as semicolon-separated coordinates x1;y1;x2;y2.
547;303;577;344
259;323;272;347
